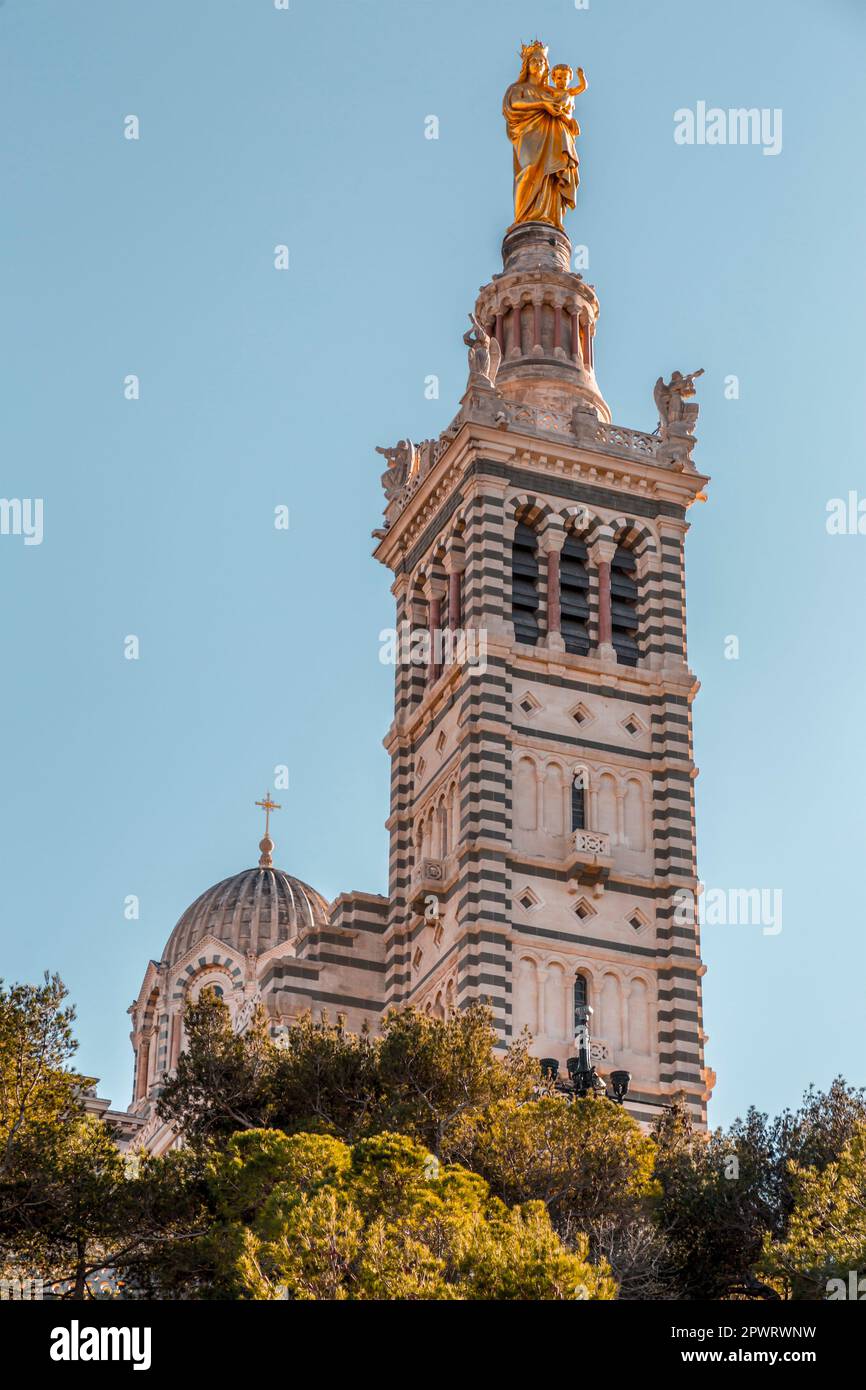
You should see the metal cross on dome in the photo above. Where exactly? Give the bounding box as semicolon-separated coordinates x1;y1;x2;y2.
255;792;281;838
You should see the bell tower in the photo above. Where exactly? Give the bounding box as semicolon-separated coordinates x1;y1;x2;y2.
372;53;713;1126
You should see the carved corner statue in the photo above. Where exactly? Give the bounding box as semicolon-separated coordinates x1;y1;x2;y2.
653;368;704;468
463;313;501;389
376;437;447;509
375;438;417;501
503;39;587;231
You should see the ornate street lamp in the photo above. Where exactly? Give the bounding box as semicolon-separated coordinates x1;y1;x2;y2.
564;1004;631;1104
609;1069;632;1104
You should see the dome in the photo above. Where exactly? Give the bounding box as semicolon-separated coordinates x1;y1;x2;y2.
162;866;330;967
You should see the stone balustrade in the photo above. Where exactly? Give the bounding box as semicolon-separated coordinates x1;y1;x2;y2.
409;856;458;911
568;827;614;895
572;828;612;857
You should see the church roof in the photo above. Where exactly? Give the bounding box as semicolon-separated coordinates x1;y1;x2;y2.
163;866;330;966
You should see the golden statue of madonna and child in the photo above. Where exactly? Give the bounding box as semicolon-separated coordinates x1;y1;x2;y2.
503;39;587;232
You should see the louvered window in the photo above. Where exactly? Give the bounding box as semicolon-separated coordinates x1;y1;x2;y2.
560;534;590;655
571;776;586;830
512;523;539;646
611;546;639;666
573;973;589;1033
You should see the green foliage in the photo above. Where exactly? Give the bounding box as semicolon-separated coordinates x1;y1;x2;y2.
759;1122;866;1300
446;1093;667;1299
0;974;83;1179
1;1113;211;1299
207;1130;351;1224
652;1080;866;1300
2;1115;128;1297
155;991;276;1144
446;1094;657;1226
201;1129;615;1301
0;975;206;1298
371;1007;537;1152
0;974;118;1296
6;970;866;1302
157;997;537;1154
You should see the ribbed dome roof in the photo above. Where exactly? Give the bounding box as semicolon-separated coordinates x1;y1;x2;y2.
163;867;330;967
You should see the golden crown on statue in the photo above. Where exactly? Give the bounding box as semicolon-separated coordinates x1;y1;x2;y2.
520;38;549;61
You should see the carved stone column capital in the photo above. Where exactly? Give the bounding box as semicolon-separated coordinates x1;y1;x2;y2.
588;536;617;566
425;576;448;601
537;523;566;555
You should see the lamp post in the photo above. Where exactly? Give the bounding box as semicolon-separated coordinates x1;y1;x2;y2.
565;1004;631;1104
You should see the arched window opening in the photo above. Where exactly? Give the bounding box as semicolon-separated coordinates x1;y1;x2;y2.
611;546;639;666
560;533;590;655
573;973;589;1036
571;771;587;831
512;523;540;646
196;978;227;1004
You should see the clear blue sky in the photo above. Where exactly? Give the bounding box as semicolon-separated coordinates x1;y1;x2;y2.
1;0;864;1128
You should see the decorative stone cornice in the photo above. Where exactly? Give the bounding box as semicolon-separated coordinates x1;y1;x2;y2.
374;414;710;573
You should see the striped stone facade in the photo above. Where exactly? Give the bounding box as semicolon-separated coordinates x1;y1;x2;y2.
373;222;714;1126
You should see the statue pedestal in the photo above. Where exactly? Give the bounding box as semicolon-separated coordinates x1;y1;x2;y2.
458;380;503;426
502;222;572;273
